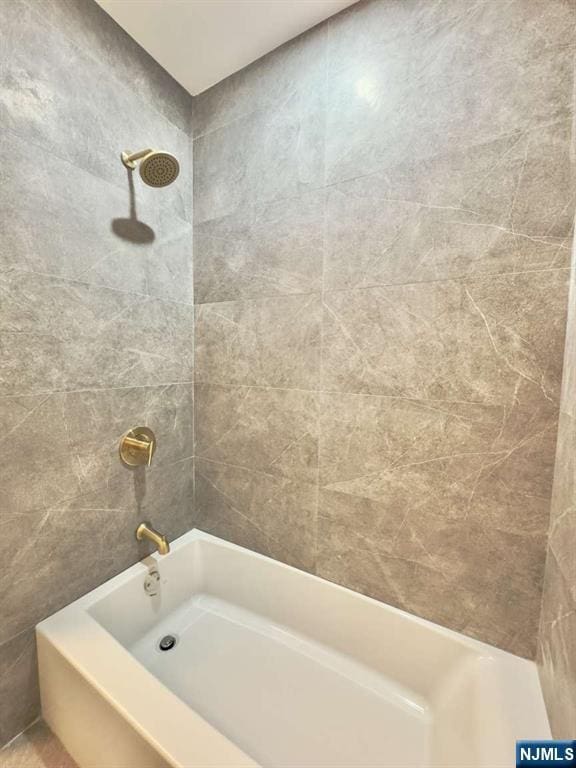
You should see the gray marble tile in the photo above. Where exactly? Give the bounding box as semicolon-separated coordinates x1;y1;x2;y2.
328;0;576;82
327;0;426;62
322;271;569;406
318;489;406;561
559;271;576;420
0;271;195;395
63;384;194;464
0;0;190;193
0;385;193;517
0;630;39;746
76;200;193;304
0;130;192;301
146;229;194;305
325;10;574;184
0;393;80;517
316;534;477;633
539;553;576;738
538;258;576;735
0;720;77;768
0;0;194;748
324;122;573;290
195;384;318;483
194;191;325;303
59;384;194;496
318;502;544;658
459;556;547;660
0;458;194;645
193;87;325;224
319;392;558;536
27;0;191;133
194;458;316;571
548;411;576;603
195;294;321;389
193;22;326;138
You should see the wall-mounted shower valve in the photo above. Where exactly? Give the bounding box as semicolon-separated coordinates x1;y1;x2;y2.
120;426;156;467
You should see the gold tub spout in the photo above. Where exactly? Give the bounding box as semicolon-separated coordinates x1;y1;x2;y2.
136;521;170;555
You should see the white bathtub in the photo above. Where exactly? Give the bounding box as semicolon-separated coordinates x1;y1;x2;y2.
37;529;550;768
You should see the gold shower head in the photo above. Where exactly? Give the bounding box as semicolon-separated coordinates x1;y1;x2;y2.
120;149;180;187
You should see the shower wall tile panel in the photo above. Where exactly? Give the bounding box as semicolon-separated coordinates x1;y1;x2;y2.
194;190;325;303
193;0;575;661
538;257;576;737
194;384;319;483
195;294;322;389
194;458;317;572
0;0;193;745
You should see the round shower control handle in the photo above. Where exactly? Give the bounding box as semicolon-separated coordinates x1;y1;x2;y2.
119;426;156;466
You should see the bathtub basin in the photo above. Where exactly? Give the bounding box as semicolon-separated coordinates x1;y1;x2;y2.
37;529;550;768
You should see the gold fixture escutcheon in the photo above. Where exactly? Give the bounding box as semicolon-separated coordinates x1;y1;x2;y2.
120;426;156;467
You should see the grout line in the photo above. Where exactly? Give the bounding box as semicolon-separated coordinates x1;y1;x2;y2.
0;383;560;408
0;382;195;401
194;290;320;307
192;382;526;407
194;113;575;230
195;455;317;485
191;134;197;521
192;105;262;142
314;40;330;573
193;266;572;308
190;12;574;146
321;266;572;295
2;129;118;206
2;126;191;232
1;262;195;308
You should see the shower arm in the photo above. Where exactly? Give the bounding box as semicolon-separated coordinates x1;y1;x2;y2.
121;148;154;170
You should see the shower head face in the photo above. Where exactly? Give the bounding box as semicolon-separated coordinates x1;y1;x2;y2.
139;151;180;187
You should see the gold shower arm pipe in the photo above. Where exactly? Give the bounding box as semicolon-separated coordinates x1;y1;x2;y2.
121;148;154;169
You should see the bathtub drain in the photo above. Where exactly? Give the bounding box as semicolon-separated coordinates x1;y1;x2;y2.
158;634;177;651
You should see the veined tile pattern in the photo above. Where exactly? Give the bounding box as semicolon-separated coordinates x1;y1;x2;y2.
195;294;322;389
194;191;325;303
0;0;191;195
193;0;574;662
0;0;193;747
195;384;318;483
324;121;573;291
193;88;326;225
195;458;317;572
1;130;193;301
321;271;569;404
324;1;575;185
0;631;39;746
0;271;195;396
538;254;576;737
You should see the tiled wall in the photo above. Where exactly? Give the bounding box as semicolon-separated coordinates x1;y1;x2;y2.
193;0;575;660
0;0;573;748
0;0;193;745
538;241;576;737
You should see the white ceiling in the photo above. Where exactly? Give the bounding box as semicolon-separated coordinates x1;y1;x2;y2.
96;0;358;95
